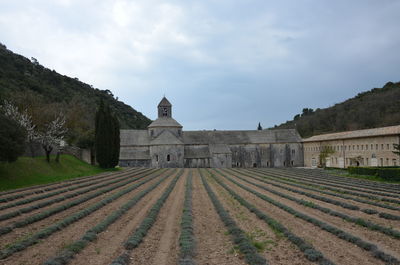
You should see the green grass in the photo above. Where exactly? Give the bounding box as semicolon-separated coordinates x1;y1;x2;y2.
325;169;400;184
0;155;118;191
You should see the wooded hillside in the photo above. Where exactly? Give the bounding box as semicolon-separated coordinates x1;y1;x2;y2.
274;81;400;138
0;43;151;146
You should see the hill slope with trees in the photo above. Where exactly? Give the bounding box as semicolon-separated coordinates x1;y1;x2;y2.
274;81;400;138
0;43;151;147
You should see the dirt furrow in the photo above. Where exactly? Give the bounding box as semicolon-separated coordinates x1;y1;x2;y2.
0;170;171;265
127;169;187;265
225;171;400;257
213;170;387;265
0;171;160;248
240;169;400;216
69;171;178;265
191;169;248;265
205;171;314;265
228;169;400;229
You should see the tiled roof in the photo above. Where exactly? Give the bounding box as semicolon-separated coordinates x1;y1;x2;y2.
148;117;182;128
303;125;400;142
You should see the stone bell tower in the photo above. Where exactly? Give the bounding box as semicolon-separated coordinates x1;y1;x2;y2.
158;97;172;118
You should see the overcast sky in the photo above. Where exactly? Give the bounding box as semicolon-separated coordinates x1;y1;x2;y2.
1;0;399;130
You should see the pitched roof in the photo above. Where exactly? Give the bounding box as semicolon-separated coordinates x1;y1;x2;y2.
120;130;149;146
183;129;301;145
184;145;210;158
209;144;231;154
119;147;150;160
157;97;172;107
150;130;183;145
148;117;182;128
303;125;400;142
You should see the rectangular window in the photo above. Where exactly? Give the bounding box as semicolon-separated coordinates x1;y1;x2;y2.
381;144;384;150
371;144;373;150
366;158;369;165
357;145;359;150
387;144;390;150
386;158;389;165
353;145;355;150
366;144;368;150
380;158;383;166
376;144;378;150
361;145;363;150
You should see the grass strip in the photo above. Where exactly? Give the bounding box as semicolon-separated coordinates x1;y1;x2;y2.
207;169;335;265
0;168;170;260
178;171;195;265
0;169;158;236
219;170;400;264
41;169;182;265
222;169;400;240
109;170;183;265
199;169;267;265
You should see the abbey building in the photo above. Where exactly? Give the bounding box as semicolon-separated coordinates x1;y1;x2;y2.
119;97;304;168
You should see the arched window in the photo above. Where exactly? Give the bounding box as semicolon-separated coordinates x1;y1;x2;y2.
155;155;158;162
167;154;170;161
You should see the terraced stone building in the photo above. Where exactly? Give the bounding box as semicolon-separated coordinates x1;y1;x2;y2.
119;97;304;168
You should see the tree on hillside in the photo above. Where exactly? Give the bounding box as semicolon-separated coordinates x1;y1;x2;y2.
95;101;120;168
257;122;262;130
0;114;27;162
1;100;37;157
38;114;67;163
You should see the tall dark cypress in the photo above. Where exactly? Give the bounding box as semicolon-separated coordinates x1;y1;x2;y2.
95;100;120;168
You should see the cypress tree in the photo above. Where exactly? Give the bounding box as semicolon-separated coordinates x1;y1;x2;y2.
95;100;120;168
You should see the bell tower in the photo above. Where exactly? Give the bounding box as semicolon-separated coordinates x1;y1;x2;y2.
158;97;172;118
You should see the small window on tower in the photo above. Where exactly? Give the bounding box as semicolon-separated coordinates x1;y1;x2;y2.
167;154;170;161
155;155;158;162
162;107;168;117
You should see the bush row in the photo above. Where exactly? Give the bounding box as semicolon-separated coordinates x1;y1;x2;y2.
221;171;400;264
0;167;145;203
276;167;400;194
178;172;196;265
0;168;152;211
110;171;183;265
348;167;400;182
0;169;163;236
0;169;156;223
241;169;400;213
42;169;181;265
223;170;400;240
209;170;335;265
199;170;267;265
0;168;173;260
231;169;400;223
253;169;400;202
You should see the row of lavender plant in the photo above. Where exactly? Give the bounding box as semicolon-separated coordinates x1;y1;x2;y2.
219;170;399;264
0;169;172;260
42;169;182;265
0;169;161;236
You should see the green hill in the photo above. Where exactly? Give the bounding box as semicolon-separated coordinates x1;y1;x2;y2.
274;81;400;138
0;42;151;145
0;155;116;191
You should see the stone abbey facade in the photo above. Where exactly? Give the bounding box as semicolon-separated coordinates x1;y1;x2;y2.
119;97;304;168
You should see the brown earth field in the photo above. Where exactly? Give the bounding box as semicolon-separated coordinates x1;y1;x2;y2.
0;167;399;265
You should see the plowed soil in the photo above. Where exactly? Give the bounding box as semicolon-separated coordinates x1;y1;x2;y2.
0;168;399;265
